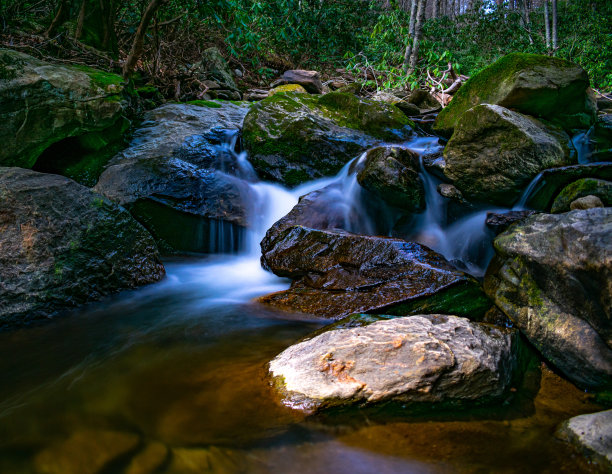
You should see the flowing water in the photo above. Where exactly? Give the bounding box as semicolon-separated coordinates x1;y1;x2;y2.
0;133;603;473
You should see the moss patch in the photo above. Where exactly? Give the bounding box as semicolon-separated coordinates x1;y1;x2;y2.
186;100;223;108
551;178;612;212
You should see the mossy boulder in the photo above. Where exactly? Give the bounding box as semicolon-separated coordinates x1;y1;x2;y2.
0;49;125;169
196;47;236;91
443;104;572;205
242;92;414;186
0;167;164;328
434;53;596;137
269;83;308;95
484;208;612;390
258;226;490;319
356;146;424;211
551;178;612;213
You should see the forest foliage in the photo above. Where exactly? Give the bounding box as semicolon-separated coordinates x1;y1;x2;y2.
1;0;610;91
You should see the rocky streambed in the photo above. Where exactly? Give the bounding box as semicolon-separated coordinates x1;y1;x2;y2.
0;49;611;472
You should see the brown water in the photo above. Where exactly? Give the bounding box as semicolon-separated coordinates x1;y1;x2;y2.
0;257;605;474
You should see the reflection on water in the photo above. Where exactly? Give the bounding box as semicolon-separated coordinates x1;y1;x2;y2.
0;257;604;474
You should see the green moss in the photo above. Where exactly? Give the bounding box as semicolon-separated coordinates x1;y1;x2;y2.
270;84;308;95
550;178;612;213
71;64;123;90
434;53;593;136
283;169;312;187
186;100;222;108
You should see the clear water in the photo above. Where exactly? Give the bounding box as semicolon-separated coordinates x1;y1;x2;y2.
0;133;603;473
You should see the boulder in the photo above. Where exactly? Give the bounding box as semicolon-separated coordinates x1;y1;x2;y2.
593;114;612;152
0;49;125;168
269;314;517;411
259;226;490;319
557;409;612;469
94;102;254;253
551;178;612;213
443;104;571;205
356;146;424;211
407;89;442;113
271;70;324;94
242;92;413;186
485;210;537;235
269;84;308;95
0;168;164;327
434;53;596;136
484;208;612;390
570;195;604;210
520;162;612;210
34;430;140;474
196;47;236;91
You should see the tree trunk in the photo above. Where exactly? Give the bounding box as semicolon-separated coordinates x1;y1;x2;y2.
75;0;86;39
432;0;439;18
552;0;558;50
123;0;167;79
408;0;426;72
403;0;419;70
544;0;551;49
45;0;71;37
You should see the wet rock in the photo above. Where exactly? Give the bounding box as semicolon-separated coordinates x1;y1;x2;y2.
269;314;517;411
593;114;612;152
93;102;253;253
242;92;413;186
0;168;164;328
557;409;612;469
33;429;140;474
125;442;169;474
551;178;612;213
356;146;424;211
437;183;464;201
94;158;253;254
484;208;612;390
570;195;605;210
485;210;537;235
259;226;490;319
0;49;125;168
434;53;596;136
444;104;571;205
521;162;612;210
271;70;324;94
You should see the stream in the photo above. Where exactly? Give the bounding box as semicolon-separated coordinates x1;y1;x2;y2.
0;131;603;473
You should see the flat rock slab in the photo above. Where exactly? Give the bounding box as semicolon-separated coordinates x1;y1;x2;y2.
269;314;516;411
557;409;612;469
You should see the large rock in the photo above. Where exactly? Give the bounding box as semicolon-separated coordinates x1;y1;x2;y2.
0;168;164;327
242;92;413;186
271;70;324;94
557;409;612;469
551;178;612;213
484;208;612;390
269;314;517;411
94;102;254;253
443;104;571;205
356;146;424;211
0;49;125;168
259;226;490;319
519;162;612;210
434;53;596;136
196;47;237;91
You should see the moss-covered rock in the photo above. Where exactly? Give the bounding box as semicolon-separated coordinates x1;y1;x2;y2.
434;53;596;137
484;208;612;390
0;167;164;328
269;84;308;95
242;92;414;186
443;104;572;205
356;146;425;211
0;49;125;169
551;178;612;213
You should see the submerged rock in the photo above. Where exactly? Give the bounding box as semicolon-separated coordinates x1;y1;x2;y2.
0;49;125;168
242;92;413;186
550;178;612;213
484;208;612;390
33;429;140;474
259;226;489;319
356;146;424;211
94;102;253;253
557;409;612;469
443;104;571;205
0;168;164;328
434;52;596;136
269;314;517;411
